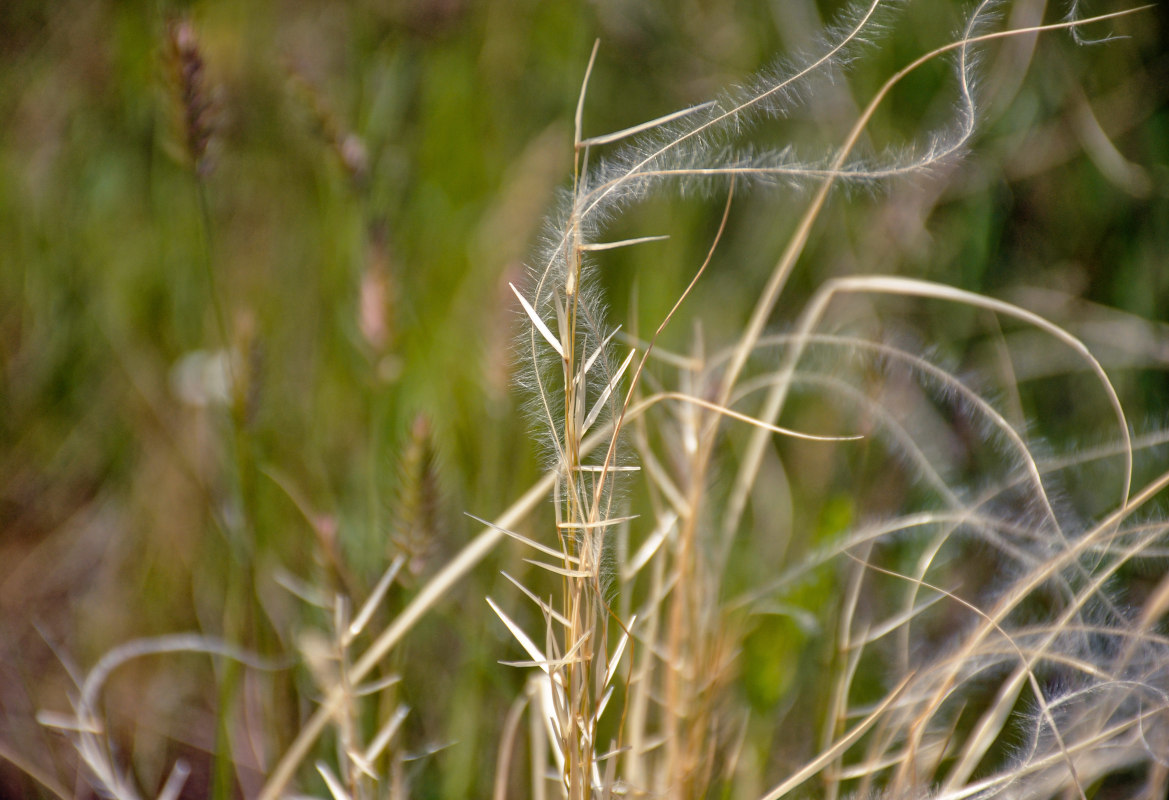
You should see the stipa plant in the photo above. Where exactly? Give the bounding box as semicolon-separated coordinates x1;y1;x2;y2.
289;555;414;800
21;3;1166;800
35;636;276;800
493;1;1168;799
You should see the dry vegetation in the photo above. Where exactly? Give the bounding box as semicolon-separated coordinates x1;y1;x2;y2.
2;1;1168;799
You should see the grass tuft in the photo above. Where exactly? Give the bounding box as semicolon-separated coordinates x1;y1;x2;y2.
3;2;1166;799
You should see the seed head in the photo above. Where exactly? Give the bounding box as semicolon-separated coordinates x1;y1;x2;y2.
164;16;218;177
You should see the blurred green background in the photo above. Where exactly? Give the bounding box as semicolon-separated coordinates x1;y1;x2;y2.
1;0;1166;797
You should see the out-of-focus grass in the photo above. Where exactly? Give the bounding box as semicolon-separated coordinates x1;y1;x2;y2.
1;1;1166;797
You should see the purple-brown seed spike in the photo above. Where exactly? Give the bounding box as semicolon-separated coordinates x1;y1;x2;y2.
164;16;217;177
286;66;369;185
